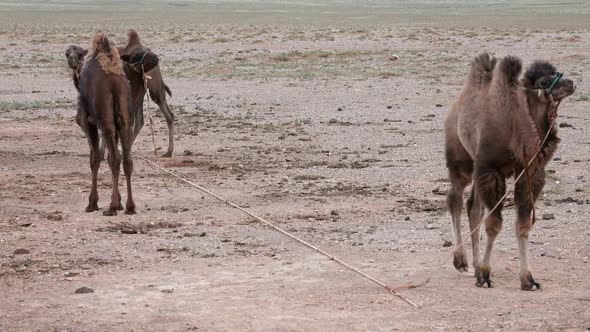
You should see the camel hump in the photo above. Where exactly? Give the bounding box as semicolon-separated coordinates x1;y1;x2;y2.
89;32;124;76
498;55;522;85
92;32;112;54
468;52;497;87
127;29;141;46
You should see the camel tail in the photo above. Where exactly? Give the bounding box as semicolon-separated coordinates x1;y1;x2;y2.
467;52;497;88
164;83;172;97
497;55;522;86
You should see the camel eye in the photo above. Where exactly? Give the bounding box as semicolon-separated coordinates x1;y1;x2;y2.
536;77;550;88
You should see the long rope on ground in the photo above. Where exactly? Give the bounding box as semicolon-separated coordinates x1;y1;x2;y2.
135;155;419;309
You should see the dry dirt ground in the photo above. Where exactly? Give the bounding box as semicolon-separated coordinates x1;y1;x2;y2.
1;1;590;331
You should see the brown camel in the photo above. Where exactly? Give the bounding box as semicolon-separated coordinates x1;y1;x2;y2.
444;53;575;290
76;33;146;216
65;45;88;92
65;42;160;159
119;29;175;157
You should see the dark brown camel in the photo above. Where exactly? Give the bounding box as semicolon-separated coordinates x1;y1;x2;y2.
65;42;160;159
119;29;175;157
445;53;575;290
77;33;151;216
65;45;88;92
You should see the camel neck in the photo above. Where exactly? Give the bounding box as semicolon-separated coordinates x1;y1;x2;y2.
525;91;553;140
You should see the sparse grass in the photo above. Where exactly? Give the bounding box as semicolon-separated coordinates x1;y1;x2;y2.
0;98;74;112
576;94;589;102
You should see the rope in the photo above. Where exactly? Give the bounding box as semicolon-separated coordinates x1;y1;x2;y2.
135;155;420;309
141;64;157;157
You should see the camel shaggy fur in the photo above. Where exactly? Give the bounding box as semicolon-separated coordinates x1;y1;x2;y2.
119;29;175;157
76;33;137;216
445;53;575;290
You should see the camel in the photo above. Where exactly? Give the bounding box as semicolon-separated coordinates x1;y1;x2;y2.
65;33;163;158
65;45;88;92
444;53;575;290
119;29;175;157
76;33;148;216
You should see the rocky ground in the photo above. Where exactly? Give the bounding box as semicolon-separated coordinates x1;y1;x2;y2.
1;2;589;331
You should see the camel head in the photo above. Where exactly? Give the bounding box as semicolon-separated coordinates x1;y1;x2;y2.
523;61;576;102
119;29;159;73
65;45;88;70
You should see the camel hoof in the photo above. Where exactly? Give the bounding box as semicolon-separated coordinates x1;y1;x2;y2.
453;251;469;272
124;208;136;215
162;151;172;158
520;272;541;291
117;204;124;211
103;209;117;216
476;265;493;288
85;205;99;212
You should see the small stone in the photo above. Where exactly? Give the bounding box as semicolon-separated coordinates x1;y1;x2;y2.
328;118;338;123
337;107;343;112
559;122;574;128
542;213;555;220
75;287;94;294
199;232;207;237
404;216;410;221
435;104;443;107
183;150;193;156
161;288;174;293
13;248;30;255
389;55;399;61
443;240;453;247
47;213;63;221
330;210;339;216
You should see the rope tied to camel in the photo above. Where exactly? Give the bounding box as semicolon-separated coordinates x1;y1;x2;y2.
141;63;157;157
525;80;562;224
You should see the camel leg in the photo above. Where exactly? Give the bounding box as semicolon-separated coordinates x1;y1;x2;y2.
131;102;144;145
150;90;174;157
85;125;101;212
76;111;101;212
514;168;545;290
120;126;136;215
160;102;174;157
474;168;506;288
466;188;484;277
447;169;471;272
99;137;106;161
102;129;122;216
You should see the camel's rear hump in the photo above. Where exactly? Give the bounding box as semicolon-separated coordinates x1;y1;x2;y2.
497;55;522;86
